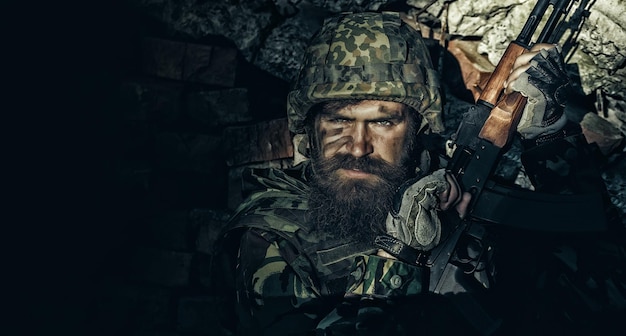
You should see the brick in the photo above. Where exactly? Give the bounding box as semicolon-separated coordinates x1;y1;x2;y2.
116;159;152;209
142;37;185;80
190;209;231;255
190;252;212;288
144;211;191;251
129;247;193;287
141;37;238;86
117;122;157;158
184;44;238;87
227;166;247;211
132;286;175;331
119;79;183;122
196;224;216;256
132;331;179;336
176;296;221;334
91;278;173;332
186;88;251;126
154;132;221;173
223;118;293;166
149;170;229;209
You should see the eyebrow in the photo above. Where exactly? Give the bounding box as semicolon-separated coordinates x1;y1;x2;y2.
376;106;406;118
320;105;406;119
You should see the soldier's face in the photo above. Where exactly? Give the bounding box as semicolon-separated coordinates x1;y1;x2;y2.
315;100;411;182
309;100;414;241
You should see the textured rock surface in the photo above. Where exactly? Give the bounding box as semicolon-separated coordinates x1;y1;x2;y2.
412;0;625;133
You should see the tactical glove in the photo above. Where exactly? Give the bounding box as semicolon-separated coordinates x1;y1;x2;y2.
382;169;449;253
510;46;572;140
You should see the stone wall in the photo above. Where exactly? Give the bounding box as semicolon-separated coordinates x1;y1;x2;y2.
81;31;293;334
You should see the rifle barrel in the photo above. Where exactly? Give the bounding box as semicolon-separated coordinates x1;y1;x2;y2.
516;0;552;46
537;0;573;43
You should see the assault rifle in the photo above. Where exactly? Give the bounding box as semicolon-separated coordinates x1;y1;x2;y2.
445;0;606;232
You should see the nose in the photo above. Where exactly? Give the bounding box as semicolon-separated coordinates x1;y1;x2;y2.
347;123;373;158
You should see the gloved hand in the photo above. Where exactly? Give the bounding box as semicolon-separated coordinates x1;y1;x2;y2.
380;169;470;255
506;43;572;140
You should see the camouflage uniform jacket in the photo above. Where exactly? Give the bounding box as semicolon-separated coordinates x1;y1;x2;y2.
214;130;626;336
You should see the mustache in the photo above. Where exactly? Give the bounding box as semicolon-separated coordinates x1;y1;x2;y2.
316;153;400;177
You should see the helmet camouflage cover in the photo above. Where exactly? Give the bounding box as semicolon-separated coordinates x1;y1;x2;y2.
287;11;444;135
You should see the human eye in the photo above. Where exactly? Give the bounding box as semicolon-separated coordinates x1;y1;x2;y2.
373;119;395;127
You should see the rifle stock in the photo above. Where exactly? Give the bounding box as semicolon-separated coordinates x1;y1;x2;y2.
478;42;528;108
477;42;529;148
479;91;527;148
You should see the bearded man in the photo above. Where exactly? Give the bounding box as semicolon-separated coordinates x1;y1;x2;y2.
213;11;624;336
307;99;422;244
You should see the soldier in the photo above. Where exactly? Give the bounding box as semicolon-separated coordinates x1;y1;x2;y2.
214;11;625;335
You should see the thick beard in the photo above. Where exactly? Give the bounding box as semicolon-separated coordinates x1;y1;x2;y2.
308;153;409;244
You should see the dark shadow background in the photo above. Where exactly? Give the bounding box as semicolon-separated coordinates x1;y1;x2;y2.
11;1;139;334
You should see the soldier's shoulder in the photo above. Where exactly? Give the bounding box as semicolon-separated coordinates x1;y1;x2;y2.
225;162;314;238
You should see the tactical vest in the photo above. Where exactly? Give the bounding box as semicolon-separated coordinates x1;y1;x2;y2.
217;163;377;296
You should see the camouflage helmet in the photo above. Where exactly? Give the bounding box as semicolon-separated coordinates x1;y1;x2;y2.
287;11;444;135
